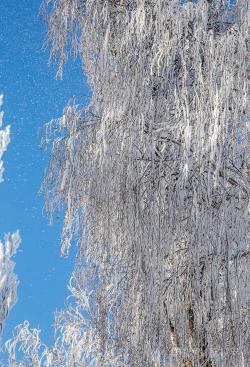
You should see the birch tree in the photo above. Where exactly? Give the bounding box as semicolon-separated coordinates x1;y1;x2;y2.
4;1;249;366
42;0;249;366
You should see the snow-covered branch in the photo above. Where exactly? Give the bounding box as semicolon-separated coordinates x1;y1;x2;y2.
0;232;21;337
0;95;10;183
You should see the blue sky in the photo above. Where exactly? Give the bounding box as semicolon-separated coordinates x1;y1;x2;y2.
0;0;89;345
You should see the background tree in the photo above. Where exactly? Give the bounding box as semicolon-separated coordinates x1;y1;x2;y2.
0;95;20;339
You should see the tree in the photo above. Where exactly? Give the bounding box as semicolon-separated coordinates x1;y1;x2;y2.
4;1;249;366
0;95;20;339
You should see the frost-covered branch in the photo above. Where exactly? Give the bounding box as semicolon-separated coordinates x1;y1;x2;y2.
0;95;10;183
0;232;21;338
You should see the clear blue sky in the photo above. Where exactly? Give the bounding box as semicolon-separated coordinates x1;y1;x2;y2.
0;0;89;345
